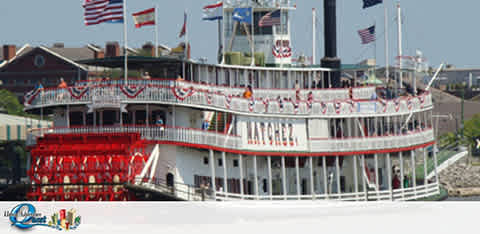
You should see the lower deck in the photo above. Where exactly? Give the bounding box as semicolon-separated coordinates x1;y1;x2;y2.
137;143;440;201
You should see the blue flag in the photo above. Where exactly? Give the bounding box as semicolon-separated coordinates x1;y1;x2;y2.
363;0;383;9
233;8;252;24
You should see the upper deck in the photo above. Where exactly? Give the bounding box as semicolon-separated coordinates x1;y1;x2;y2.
24;77;432;118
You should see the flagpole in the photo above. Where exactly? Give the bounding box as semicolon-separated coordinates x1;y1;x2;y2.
123;0;128;84
218;18;222;64
251;7;255;67
221;4;225;65
155;5;159;57
384;0;389;88
312;8;316;65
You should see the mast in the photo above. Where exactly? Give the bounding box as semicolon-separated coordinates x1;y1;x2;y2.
155;5;159;57
384;1;389;87
123;0;128;84
397;2;403;92
312;8;316;65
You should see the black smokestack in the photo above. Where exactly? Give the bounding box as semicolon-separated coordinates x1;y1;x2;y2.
321;0;341;88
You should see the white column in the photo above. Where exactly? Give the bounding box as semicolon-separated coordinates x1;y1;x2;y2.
66;105;70;128
281;156;287;199
222;152;228;197
146;104;149;126
322;157;328;199
374;154;380;200
295;157;301;198
353;155;359;200
209;150;216;200
267;156;273;199
423;148;428;186
309;157;315;199
433;144;439;188
361;155;368;201
253;155;259;199
400;151;405;199
387;153;393;201
411;150;417;196
336;156;341;197
239;154;244;198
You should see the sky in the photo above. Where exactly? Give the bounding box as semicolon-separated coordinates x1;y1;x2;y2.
1;0;479;68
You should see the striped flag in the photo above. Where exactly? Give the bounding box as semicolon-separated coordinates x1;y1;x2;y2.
179;11;187;38
83;0;124;26
358;25;376;44
132;8;155;28
259;10;281;27
202;2;223;21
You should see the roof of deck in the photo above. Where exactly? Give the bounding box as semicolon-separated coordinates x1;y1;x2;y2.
76;56;373;71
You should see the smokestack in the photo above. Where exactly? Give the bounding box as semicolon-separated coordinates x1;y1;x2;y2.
321;0;341;88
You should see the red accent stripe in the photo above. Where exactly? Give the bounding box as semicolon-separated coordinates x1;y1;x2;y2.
132;8;155;16
135;21;155;28
203;2;223;9
148;140;436;157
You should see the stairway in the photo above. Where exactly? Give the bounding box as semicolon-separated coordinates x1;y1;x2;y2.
208;112;232;133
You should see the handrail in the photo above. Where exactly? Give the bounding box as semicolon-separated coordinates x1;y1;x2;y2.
24;82;433;118
29;126;435;154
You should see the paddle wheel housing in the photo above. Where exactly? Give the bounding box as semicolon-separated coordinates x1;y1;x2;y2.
27;133;148;201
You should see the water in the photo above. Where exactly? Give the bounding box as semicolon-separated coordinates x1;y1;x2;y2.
445;196;480;201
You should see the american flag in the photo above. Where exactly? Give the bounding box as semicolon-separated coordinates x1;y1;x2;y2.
358;25;376;44
259;10;281;27
83;0;124;26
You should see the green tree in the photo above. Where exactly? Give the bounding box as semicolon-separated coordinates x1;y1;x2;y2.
0;89;26;116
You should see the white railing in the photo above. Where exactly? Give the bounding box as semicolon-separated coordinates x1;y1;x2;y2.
309;128;435;153
25;82;432;118
34;126;241;149
214;182;439;201
29;126;434;154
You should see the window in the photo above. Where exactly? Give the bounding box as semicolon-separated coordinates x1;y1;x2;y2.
233;159;239;167
203;157;209;165
218;158;223;167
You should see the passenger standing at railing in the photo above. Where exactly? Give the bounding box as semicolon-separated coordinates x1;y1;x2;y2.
243;85;252;99
56;78;68;101
155;116;164;137
202;119;210;131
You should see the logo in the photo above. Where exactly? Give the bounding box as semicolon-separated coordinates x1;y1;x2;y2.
4;203;81;231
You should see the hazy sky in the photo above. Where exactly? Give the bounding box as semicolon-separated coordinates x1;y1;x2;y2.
1;1;478;67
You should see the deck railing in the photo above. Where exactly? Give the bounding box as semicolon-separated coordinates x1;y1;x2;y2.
29;126;434;154
25;81;432;117
214;182;439;201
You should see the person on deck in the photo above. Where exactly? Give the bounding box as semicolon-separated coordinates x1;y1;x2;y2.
243;85;252;99
58;78;68;89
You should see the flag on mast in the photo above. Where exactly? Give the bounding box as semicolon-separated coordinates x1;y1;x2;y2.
358;25;376;44
83;0;124;26
259;9;281;27
132;8;155;28
363;0;383;9
179;11;187;38
203;2;223;21
232;8;252;24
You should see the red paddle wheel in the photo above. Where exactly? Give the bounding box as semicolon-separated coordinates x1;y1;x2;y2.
27;133;148;201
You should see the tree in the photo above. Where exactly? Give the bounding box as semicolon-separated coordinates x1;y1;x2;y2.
0;89;26;116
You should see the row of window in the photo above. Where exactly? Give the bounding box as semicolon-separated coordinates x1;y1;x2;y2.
203;157;239;167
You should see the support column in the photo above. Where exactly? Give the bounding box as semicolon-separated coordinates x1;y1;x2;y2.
387;153;393;201
336;156;341;197
239;154;244;198
309;157;315;200
253;155;259;199
433;144;439;188
423;147;428;186
66;105;70;128
281;156;287;199
411;150;417;196
296;157;301;198
209;150;216;200
83;111;87;126
267;156;273;199
322;157;328;199
361;155;368;201
146;104;149;126
353;155;359;200
374;154;380;200
222;152;228;198
400;151;405;199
